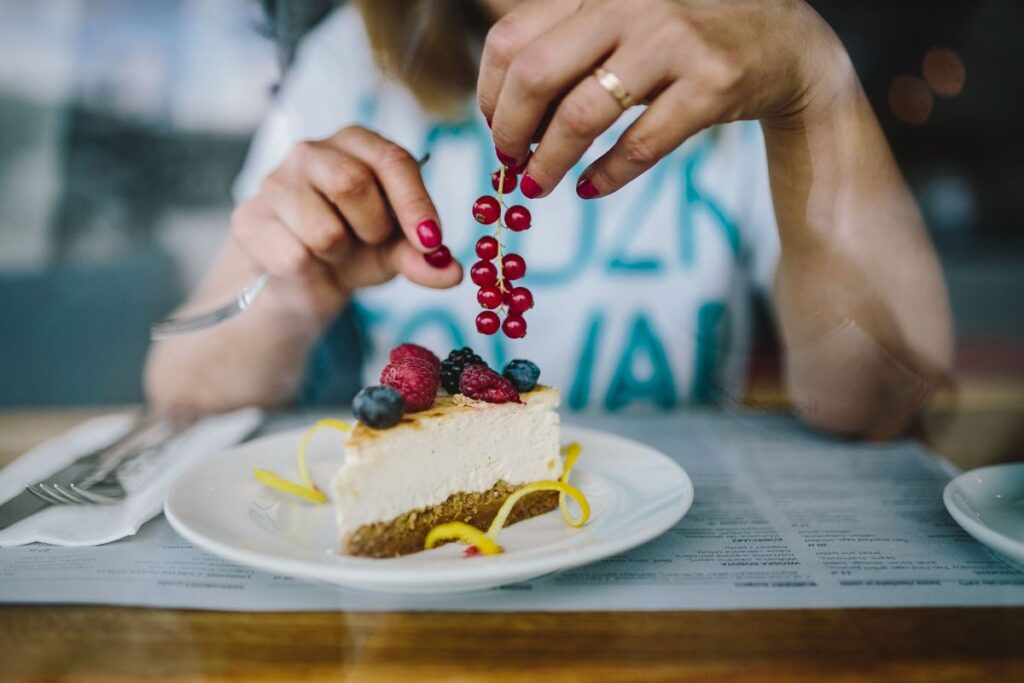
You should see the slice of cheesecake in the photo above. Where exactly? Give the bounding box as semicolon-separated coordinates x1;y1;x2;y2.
331;386;563;557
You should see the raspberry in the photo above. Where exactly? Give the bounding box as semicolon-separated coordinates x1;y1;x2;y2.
459;365;521;403
380;358;439;412
439;347;487;394
389;343;440;371
352;385;405;429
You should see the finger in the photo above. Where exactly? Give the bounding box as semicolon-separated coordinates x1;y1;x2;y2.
578;82;720;198
489;3;619;168
393;240;464;289
477;0;581;132
231;200;317;280
260;171;351;263
299;144;394;247
339;240;463;292
521;42;669;197
330;127;443;253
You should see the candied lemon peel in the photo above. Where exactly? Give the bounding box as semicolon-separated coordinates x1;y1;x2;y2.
424;441;590;556
252;418;350;504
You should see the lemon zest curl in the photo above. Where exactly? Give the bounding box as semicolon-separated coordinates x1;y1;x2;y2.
252;469;327;503
424;441;589;556
252;418;350;503
425;522;503;555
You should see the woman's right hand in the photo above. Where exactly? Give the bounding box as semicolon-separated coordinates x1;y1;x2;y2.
231;125;462;321
146;126;462;412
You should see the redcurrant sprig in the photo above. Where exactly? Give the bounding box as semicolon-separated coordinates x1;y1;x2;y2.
471;163;534;338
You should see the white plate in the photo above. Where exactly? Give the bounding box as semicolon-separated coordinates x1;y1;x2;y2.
165;424;693;594
944;463;1024;570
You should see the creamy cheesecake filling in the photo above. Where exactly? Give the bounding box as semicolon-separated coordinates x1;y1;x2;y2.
330;388;562;540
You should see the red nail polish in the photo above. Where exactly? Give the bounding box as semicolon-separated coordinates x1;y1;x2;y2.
496;146;528;173
576;176;599;199
424;245;452;268
495;146;523;173
416;219;442;248
520;173;543;199
485;116;492;129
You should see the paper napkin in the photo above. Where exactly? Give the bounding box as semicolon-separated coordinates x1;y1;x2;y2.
0;408;262;547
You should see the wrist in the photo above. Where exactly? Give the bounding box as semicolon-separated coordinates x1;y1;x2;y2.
764;21;858;134
260;276;351;327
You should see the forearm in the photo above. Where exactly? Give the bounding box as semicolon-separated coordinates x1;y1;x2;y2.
762;50;953;437
144;241;345;413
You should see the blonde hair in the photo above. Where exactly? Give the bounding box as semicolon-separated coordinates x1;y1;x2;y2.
355;0;490;118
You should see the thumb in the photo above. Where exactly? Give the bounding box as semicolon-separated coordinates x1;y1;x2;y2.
337;240;463;291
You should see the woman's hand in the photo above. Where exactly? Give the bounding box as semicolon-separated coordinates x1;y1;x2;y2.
144;126;462;412
232;125;461;321
478;0;847;199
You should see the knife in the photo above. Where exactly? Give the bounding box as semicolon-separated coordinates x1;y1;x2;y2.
0;415;182;531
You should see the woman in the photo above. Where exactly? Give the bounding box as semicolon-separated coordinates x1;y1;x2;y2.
146;0;952;437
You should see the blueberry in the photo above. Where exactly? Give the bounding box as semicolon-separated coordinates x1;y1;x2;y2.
352;385;405;429
502;359;540;392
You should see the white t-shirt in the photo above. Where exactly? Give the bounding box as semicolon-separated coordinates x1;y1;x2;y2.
234;4;779;411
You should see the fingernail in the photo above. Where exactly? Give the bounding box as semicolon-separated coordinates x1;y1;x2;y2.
485;116;492;129
496;146;528;173
576;176;599;199
416;219;442;248
520;173;543;199
424;245;452;268
495;146;522;172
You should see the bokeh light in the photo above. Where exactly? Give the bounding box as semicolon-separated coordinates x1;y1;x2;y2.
923;47;966;97
888;74;933;124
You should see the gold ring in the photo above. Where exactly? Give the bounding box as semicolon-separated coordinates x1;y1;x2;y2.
594;66;634;110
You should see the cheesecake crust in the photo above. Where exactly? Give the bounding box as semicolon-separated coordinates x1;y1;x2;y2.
343;481;559;558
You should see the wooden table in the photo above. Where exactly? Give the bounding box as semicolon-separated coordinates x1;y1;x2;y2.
2;383;1023;682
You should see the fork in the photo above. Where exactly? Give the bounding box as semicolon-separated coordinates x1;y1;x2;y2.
150;272;270;339
149;152;431;340
25;416;191;506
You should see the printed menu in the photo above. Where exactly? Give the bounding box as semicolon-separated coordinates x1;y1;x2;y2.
1;411;1021;611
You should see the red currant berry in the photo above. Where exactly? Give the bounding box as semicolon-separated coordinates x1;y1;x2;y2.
423;245;452;268
505;205;531;232
470;259;498;286
491;169;518;193
472;196;500;224
476;311;500;335
475;236;498;260
477;285;502;309
502;253;526;280
508;286;534;313
502;313;527;339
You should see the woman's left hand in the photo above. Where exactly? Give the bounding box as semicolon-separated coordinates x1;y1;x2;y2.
478;0;849;199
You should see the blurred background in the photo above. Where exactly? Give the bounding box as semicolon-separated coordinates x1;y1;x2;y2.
1;0;1021;405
